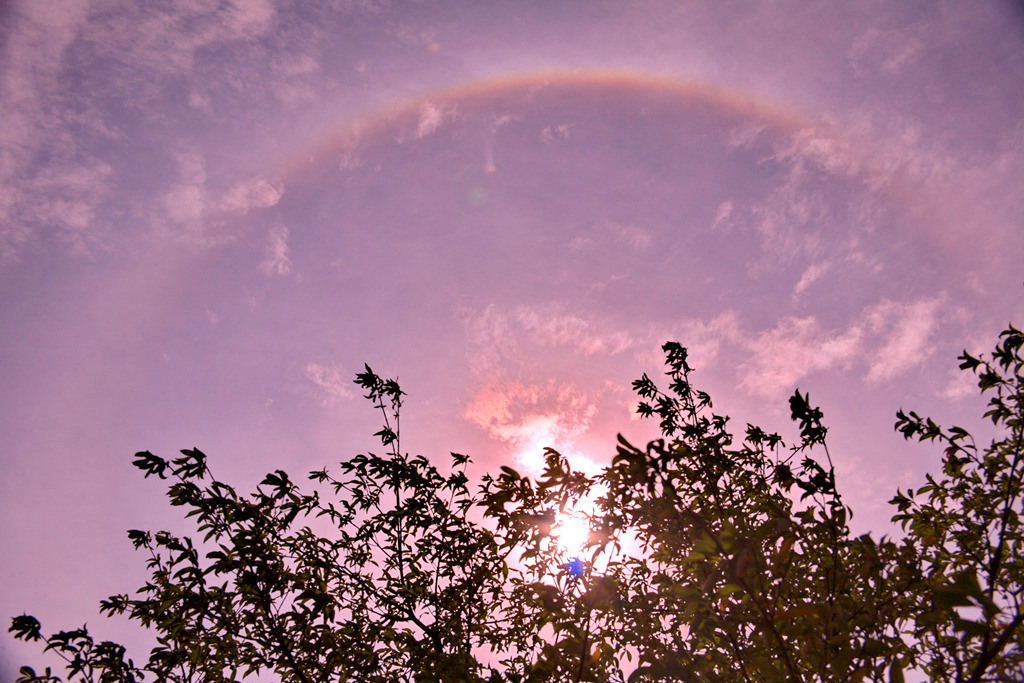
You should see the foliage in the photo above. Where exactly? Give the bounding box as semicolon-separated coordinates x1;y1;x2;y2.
485;343;907;682
11;328;1024;682
11;366;527;683
890;326;1024;681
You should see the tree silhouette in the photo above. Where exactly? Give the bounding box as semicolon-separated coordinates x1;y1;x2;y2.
11;327;1024;682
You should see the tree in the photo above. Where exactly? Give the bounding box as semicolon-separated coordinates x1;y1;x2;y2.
10;368;529;683
889;328;1024;681
484;344;908;682
11;327;1024;682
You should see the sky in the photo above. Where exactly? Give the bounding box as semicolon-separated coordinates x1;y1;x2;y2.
2;0;1024;676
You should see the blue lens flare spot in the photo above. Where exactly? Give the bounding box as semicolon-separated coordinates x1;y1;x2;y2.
566;557;584;576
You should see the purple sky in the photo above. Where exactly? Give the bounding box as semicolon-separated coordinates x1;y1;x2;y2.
3;1;1024;676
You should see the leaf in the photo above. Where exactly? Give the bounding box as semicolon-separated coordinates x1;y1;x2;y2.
773;605;818;623
9;615;43;642
131;451;168;479
717;584;742;598
952;614;989;639
777;534;797;568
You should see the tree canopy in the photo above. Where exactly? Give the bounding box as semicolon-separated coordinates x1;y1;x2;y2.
10;326;1024;682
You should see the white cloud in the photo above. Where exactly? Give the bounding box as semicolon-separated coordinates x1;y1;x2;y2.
161;151;210;227
734;297;946;396
645;311;743;371
459;304;638;471
175;150;207;186
222;177;284;214
793;261;831;297
516;307;636;357
413;101;455;139
863;298;942;384
0;0;298;265
461;304;636;372
568;236;593;251
726;122;769;149
941;369;978;401
459;304;524;375
779;127;861;178
751;164;827;258
260;225;291;276
740;316;863;398
541;123;574;143
711;200;734;231
5;161;115;259
305;362;352;406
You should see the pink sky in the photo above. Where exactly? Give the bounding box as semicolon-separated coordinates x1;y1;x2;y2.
2;1;1024;677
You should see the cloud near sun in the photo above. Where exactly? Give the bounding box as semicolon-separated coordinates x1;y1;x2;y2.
454;294;947;475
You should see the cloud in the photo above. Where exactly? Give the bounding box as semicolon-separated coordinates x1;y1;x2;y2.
305;362;353;406
461;304;637;373
849;27;925;77
224;0;275;37
711;200;735;231
463;380;597;472
734;297;946;397
412;101;456;140
156;151;284;246
0;0;292;265
793;261;831;298
750;163;828;260
646;311;743;371
619;224;652;249
260;225;292;276
222;177;284;214
460;304;637;471
0;2;112;264
941;369;978;401
740;316;864;398
517;308;635;357
541;123;574;143
163;183;207;224
863;297;942;384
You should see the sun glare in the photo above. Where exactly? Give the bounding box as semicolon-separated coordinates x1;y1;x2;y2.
552;513;590;558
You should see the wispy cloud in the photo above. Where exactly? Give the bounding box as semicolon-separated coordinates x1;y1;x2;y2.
0;3;110;263
848;27;925;77
619;224;652;249
863;297;942;384
0;0;295;265
541;123;574;143
411;101;456;140
647;311;743;371
460;304;638;471
461;304;637;373
793;261;832;298
739;316;864;398
463;380;597;472
222;177;285;215
305;362;352;407
157;151;284;246
260;225;292;276
224;0;275;37
735;296;947;397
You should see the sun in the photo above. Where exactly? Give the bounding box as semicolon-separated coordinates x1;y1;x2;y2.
552;513;590;558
